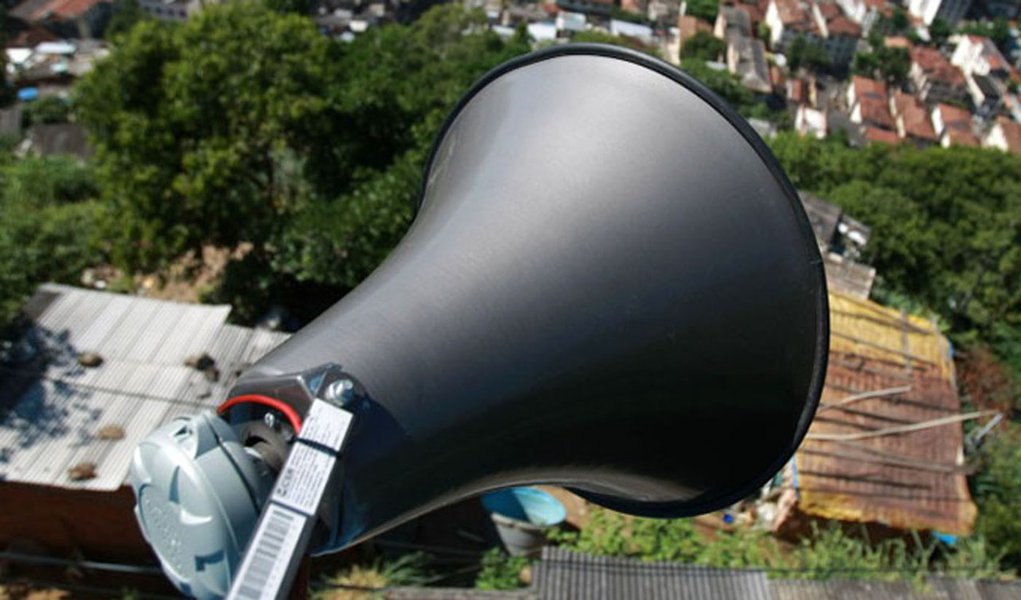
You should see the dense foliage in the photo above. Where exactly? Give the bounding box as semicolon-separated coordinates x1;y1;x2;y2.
972;426;1021;571
475;548;530;590
683;30;725;62
0;156;104;332
786;35;831;73
76;3;531;315
684;0;718;23
550;507;1009;580
959;18;1011;52
21;96;73;128
768;133;1021;368
853;46;910;86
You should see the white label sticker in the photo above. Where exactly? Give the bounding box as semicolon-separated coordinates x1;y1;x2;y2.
270;442;338;516
299;400;353;451
229;504;310;600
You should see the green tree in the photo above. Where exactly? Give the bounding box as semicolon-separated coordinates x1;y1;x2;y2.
972;426;1021;571
683;30;725;62
475;548;529;590
0;156;104;331
79;3;532;302
681;58;753;110
929;18;951;46
105;0;146;39
684;0;719;22
77;5;345;270
262;0;311;14
787;36;830;73
960;18;1011;51
22;96;72;127
854;47;909;86
0;5;12;107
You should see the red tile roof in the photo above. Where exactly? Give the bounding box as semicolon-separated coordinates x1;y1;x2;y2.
945;128;980;147
884;36;911;49
773;0;819;33
827;15;861;37
911;46;966;87
29;0;105;20
892;91;936;142
864;126;900;145
852;76;894;129
816;1;842;19
937;102;972;127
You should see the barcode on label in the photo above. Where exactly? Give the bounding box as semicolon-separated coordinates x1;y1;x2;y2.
229;505;308;600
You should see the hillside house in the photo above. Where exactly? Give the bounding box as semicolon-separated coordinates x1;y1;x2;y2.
967;73;1003;119
983;116;1021;155
765;0;820;49
952;35;1010;79
847;75;895;131
812;0;861;68
715;4;753;40
796;104;828;138
798;192;875;298
932;102;980;147
8;0;112;39
908;0;972;25
770;292;977;538
909;46;970;106
834;0;885;32
727;35;772;93
890;91;938;147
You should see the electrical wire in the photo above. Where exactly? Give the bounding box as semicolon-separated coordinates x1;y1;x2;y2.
0;364;219;411
0;551;163;575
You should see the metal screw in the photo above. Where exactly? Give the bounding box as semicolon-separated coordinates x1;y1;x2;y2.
325;379;355;405
263;411;277;429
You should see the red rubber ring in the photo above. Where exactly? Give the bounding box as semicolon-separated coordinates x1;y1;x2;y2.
217;394;303;433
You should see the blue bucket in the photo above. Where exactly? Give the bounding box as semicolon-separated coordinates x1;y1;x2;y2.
481;487;566;556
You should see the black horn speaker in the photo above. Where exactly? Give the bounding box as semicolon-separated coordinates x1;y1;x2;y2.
130;44;828;599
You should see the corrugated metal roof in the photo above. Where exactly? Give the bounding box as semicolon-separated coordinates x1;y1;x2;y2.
533;547;773;600
784;291;975;534
0;284;290;491
385;589;532;599
771;578;1021;600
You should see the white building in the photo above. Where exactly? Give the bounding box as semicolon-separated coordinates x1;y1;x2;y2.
556;11;587;33
139;0;201;21
907;0;971;26
951;35;1010;78
796;105;828;138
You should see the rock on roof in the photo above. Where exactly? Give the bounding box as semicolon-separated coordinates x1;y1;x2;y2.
0;284;291;491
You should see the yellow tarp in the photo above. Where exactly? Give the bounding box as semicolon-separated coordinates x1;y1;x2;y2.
827;292;954;378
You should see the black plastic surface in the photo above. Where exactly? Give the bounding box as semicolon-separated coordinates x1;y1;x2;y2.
241;45;829;551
